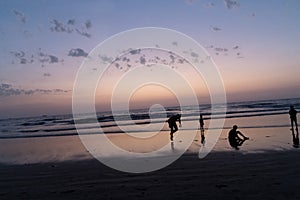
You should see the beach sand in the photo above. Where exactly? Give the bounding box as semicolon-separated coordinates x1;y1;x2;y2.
1;114;300;199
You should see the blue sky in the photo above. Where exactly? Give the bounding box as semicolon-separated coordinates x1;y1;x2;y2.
0;0;300;118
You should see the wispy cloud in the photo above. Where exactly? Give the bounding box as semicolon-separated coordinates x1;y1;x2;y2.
75;28;91;38
172;41;178;46
68;48;88;57
10;49;63;66
108;48;191;72
85;20;92;29
53;89;69;93
10;51;34;64
50;19;73;33
185;0;197;5
50;18;92;38
139;56;146;65
99;55;114;64
211;26;222;31
67;19;76;25
190;52;199;58
129;49;141;55
10;50;25;58
214;47;228;52
12;10;27;23
0;83;70;97
43;73;51;77
38;49;63;66
49;55;59;63
223;0;239;10
203;2;215;8
205;44;244;58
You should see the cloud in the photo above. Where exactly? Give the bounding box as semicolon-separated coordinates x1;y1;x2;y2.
85;20;92;29
122;57;130;62
99;55;113;63
50;18;92;38
204;2;215;8
129;49;141;55
236;52;244;58
34;89;52;94
190;52;199;58
11;50;25;58
140;56;146;65
68;48;88;57
169;54;175;64
53;89;69;93
114;63;120;68
10;49;63;66
211;26;222;31
38;50;62;65
12;10;27;23
75;28;91;38
10;51;34;64
185;0;197;5
49;55;59;63
0;83;23;96
24;90;35;95
106;48;190;72
223;0;239;10
0;83;70;97
23;30;32;38
177;58;185;64
43;73;51;77
20;58;30;64
1;83;10;89
205;45;214;49
50;19;73;33
214;47;228;52
67;19;76;25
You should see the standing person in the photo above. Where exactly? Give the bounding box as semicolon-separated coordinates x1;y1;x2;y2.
199;114;205;144
289;105;298;133
167;114;181;141
228;125;249;150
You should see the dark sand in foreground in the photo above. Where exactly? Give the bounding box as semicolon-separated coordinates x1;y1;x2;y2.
1;150;300;200
1;114;300;199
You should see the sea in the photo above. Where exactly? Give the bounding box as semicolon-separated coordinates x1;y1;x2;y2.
0;98;299;139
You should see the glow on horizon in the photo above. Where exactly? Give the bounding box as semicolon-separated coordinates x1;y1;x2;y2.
0;0;300;118
94;61;210;112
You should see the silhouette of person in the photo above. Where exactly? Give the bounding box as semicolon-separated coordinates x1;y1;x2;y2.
228;125;249;150
289;105;298;134
199;114;205;144
167;114;181;141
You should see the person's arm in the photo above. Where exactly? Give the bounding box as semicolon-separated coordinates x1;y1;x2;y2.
289;110;292;116
237;131;248;139
178;117;182;127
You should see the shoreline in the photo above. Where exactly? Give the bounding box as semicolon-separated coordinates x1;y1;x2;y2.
0;113;297;165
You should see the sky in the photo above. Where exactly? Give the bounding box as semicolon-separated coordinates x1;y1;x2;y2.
0;0;300;118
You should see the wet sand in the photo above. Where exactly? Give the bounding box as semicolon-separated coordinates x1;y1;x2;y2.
1;149;300;200
1;114;300;199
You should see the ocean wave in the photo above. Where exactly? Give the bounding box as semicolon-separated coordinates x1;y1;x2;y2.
0;98;299;139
